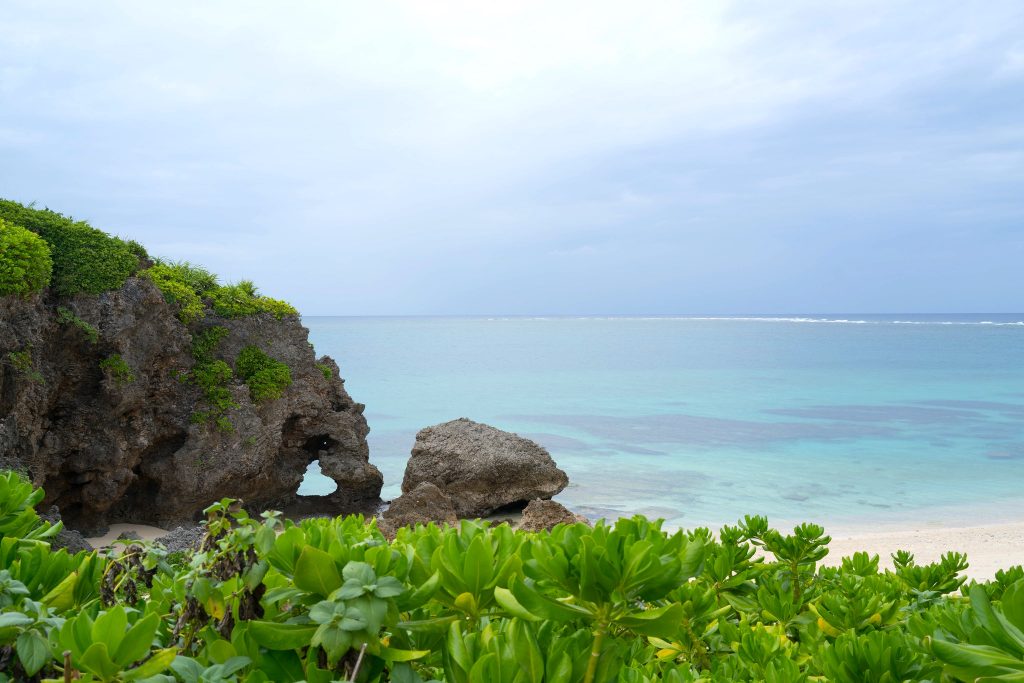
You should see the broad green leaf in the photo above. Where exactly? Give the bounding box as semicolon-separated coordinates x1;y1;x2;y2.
41;570;78;611
494;586;541;622
15;630;49;676
124;648;178;680
378;646;431;662
294;545;342;597
91;607;128;660
616;603;685;638
79;641;120;679
509;619;544;683
249;621;318;650
0;613;33;628
115;613;159;667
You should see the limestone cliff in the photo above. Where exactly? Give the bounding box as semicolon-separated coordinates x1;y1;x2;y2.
0;278;382;532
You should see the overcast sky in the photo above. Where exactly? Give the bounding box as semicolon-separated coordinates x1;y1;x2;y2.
1;2;1022;314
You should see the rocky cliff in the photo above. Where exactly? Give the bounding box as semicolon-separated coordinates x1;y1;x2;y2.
0;278;382;532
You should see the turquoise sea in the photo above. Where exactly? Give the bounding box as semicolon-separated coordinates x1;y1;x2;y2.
299;315;1024;531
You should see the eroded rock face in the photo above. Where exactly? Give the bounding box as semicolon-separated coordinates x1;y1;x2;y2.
402;418;569;517
382;482;458;529
518;499;590;532
0;279;382;532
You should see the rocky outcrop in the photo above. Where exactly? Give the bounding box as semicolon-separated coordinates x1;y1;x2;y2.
155;525;205;553
518;499;590;532
402;418;569;517
39;505;94;554
382;482;458;529
0;279;381;532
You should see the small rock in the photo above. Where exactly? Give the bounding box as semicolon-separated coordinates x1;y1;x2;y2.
518;499;590;532
117;530;142;542
382;482;458;529
48;529;94;554
154;525;205;553
402;418;569;517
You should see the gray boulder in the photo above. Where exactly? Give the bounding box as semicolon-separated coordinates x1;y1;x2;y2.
155;525;206;553
48;529;94;554
402;418;569;517
518;499;590;532
382;482;458;529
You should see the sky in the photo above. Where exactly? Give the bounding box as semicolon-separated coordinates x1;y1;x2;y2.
1;1;1022;315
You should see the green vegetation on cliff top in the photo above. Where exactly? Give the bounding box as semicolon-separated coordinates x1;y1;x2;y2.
0;218;52;296
1;470;1024;681
0;198;296;322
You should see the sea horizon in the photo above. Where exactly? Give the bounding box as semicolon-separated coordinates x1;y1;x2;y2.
300;314;1024;532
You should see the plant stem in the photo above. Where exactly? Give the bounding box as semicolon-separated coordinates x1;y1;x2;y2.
583;625;607;683
349;642;368;682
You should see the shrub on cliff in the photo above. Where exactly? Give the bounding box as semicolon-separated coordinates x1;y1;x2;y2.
209;280;297;319
236;345;292;401
139;261;215;324
0;218;53;296
0;199;139;295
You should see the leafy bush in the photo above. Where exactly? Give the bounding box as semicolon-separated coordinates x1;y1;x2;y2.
236;345;292;402
56;306;99;344
0;219;52;296
0;199;139;295
0;471;61;542
189;326;238;430
140;262;210;324
316;362;333;380
208;280;297;319
99;353;136;386
5;470;1024;681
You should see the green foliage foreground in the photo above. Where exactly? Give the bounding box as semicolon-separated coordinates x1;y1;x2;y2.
2;470;1024;682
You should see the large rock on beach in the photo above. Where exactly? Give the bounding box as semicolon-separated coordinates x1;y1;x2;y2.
518;498;590;532
402;418;569;517
0;279;382;531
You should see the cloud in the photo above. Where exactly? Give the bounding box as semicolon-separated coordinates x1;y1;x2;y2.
0;1;1022;313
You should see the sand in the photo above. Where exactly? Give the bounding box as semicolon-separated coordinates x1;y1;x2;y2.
84;519;1024;581
823;521;1024;580
86;523;167;548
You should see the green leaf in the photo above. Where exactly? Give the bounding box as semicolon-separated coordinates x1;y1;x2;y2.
80;641;120;679
374;576;406;598
0;613;33;628
92;605;128;657
170;656;203;683
124;648;178;680
398;571;440;611
616;603;685;638
378;646;431;662
494;586;541;622
342;561;376;585
249;621;318;651
509;619;544;683
294;545;343;597
339;606;368;631
15;630;50;676
397;614;460;633
333;578;365;600
41;570;78;611
312;623;352;663
115;613;159;667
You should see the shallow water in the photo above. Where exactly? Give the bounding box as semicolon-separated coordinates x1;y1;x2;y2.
300;315;1024;530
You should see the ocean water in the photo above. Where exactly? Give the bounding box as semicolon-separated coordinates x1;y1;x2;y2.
299;315;1024;531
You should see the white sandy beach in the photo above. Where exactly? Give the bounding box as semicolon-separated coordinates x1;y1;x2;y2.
824;520;1024;580
85;518;1024;580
